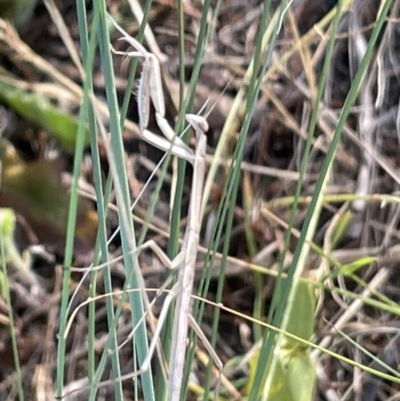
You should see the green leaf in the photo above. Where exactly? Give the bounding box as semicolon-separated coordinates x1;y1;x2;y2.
0;0;37;27
0;79;89;152
0;140;97;257
283;280;316;345
331;210;353;249
246;281;316;400
328;257;376;280
0;208;25;274
286;349;316;401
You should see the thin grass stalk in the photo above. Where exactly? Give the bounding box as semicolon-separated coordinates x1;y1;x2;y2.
87;256;98;386
333;324;400;379
176;0;213;132
88;278;132;401
76;3;127;398
350;274;399;308
333;284;400;315
88;67;125;401
165;0;187;262
177;0;185;116
93;2;155;400
55;8;95;400
243;186;263;341
0;236;24;401
75;1;97;386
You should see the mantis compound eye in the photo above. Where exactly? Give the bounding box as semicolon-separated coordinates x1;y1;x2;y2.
185;114;209;135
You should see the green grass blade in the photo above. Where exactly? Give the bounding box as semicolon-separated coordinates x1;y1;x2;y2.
92;2;155;400
55;3;96;396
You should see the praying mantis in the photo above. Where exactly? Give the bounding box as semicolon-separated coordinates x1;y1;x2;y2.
110;19;222;401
